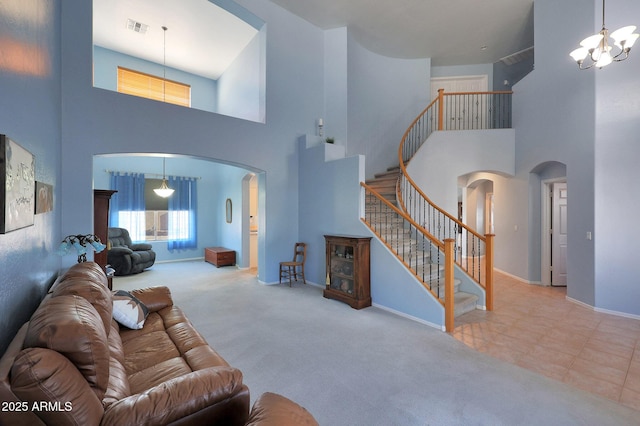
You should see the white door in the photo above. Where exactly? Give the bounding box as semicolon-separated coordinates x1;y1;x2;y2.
551;182;568;286
430;75;489;130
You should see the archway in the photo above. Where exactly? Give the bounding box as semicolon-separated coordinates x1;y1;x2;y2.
92;153;266;278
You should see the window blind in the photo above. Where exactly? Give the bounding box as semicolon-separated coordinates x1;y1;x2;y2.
117;67;191;107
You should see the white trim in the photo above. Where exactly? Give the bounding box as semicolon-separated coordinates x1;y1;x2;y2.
594;307;640;321
565;296;640;321
565;295;593;310
156;257;205;264
541;177;566;287
372;303;444;331
494;267;542;285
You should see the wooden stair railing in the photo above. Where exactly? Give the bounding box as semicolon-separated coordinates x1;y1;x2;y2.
361;89;511;331
362;183;457;332
398;90;511;309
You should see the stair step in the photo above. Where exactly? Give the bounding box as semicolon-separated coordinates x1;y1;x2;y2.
454;292;478;317
429;278;461;298
413;263;445;281
374;169;400;180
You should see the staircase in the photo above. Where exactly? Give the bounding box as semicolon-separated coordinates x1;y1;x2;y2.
360;89;510;330
365;167;478;318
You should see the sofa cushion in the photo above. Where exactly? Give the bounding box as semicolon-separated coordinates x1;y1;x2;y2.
103;320;131;407
24;295;110;400
129;286;173;312
11;347;104;426
121;326;181;375
246;392;319;426
112;290;149;329
52;262;113;333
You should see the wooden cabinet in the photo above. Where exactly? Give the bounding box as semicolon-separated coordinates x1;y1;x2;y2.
323;235;372;309
94;189;117;290
205;247;236;268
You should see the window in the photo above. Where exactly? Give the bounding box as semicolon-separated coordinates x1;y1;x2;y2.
144;178;168;241
145;211;169;241
117;67;191;107
110;173;197;247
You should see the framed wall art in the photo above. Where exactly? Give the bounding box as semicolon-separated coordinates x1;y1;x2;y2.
1;135;35;233
35;181;53;214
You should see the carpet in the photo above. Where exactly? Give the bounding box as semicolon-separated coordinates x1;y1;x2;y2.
114;261;638;425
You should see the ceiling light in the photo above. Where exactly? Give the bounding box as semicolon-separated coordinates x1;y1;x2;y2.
154;157;174;198
569;0;638;70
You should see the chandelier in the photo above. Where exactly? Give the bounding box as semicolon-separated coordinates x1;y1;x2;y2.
569;0;638;69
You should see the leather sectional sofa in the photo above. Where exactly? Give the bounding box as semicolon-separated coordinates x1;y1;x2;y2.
0;262;317;426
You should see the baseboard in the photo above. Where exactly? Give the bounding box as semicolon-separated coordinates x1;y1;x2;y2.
566;296;640;321
565;296;593;310
493;267;542;285
372;303;443;331
595;306;640;321
155;257;205;264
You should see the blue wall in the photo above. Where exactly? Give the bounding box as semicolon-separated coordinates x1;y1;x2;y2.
346;30;430;179
0;0;62;353
593;0;640;315
60;0;326;285
93;46;218;113
506;0;597;304
217;29;265;122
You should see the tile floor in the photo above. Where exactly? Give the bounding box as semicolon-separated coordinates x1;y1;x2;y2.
453;271;640;412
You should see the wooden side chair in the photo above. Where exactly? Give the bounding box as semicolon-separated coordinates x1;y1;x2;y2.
279;242;307;286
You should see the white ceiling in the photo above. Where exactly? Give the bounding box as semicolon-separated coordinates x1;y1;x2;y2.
271;0;535;66
93;0;259;80
93;0;535;81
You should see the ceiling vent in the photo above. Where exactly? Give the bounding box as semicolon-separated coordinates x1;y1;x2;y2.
499;46;534;66
127;19;149;34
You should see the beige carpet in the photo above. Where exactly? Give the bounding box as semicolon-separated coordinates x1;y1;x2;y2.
114;261;638;425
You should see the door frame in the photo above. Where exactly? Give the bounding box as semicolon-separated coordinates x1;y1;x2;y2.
541;177;567;287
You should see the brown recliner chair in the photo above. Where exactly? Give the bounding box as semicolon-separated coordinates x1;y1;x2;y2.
107;227;155;275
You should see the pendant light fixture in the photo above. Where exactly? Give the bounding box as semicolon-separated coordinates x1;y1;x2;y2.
569;0;638;69
154;157;174;198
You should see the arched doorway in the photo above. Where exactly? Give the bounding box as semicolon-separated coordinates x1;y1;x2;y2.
92;153;266;277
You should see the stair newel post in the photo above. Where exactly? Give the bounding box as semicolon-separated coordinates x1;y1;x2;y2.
484;234;495;311
444;238;455;332
437;89;445;131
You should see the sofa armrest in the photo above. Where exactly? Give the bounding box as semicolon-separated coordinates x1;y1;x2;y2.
130;243;153;251
101;367;246;426
129;286;173;312
110;246;133;255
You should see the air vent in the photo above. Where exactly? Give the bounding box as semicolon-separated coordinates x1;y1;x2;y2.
127;19;149;34
499;46;534;66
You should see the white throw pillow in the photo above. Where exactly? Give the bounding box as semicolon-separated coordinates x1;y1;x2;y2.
112;290;149;329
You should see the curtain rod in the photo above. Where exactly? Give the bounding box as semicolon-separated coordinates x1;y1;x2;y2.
104;169;201;180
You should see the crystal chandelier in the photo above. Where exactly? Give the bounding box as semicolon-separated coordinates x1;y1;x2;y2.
569;0;638;69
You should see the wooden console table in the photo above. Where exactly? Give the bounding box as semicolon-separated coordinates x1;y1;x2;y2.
205;247;236;267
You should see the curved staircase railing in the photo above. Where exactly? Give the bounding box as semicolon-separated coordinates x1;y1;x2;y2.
362;89;512;331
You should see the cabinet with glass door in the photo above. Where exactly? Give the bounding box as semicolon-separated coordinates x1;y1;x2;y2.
323;235;371;309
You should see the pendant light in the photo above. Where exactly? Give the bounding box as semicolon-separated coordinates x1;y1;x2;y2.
162;25;168;102
154;157;174;198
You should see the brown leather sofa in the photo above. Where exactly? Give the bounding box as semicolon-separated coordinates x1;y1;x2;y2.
0;262;317;426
